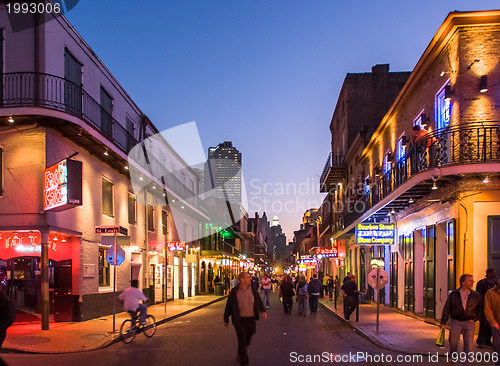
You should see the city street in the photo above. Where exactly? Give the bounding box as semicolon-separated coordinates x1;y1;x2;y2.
0;294;443;366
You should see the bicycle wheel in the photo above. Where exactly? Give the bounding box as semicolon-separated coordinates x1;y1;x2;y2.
142;315;156;338
120;319;136;343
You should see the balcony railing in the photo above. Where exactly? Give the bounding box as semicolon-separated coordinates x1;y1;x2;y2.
320;152;346;183
0;72;204;210
339;122;500;230
1;72;138;154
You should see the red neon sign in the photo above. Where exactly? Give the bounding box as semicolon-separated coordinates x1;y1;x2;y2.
319;247;338;257
0;232;72;261
43;159;82;212
167;242;186;251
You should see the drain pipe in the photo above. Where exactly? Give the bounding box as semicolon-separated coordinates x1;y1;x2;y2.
458;192;481;275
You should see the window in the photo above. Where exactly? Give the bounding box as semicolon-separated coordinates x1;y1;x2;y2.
181;172;186;185
126;116;135;152
189;179;195;194
413;115;422;127
100;87;113;137
364;175;370;194
0;147;3;196
396;135;406;163
435;84;451;130
64;48;82;114
162;210;168;236
99;247;110;287
128;193;136;225
102;178;114;217
147;204;154;232
384;152;392;174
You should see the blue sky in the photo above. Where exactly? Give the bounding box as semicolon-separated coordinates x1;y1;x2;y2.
66;1;500;239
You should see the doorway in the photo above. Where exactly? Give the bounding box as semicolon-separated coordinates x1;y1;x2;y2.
424;225;436;319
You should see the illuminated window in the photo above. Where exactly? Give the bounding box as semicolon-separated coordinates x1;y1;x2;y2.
128;193;136;225
102;178;114;217
98;247;110;287
435;84;451;130
396;136;406;162
413;115;422;127
384;152;392;174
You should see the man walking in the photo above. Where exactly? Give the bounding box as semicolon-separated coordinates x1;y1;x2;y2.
322;274;330;298
440;274;482;360
260;274;272;309
327;276;334;300
341;274;358;321
280;275;295;314
477;268;497;348
485;279;500;365
0;280;16;350
224;272;267;366
308;274;322;314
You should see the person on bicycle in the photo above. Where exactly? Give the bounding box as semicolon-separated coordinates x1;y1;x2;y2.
119;279;148;325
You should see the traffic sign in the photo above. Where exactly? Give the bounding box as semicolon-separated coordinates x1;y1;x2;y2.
368;268;389;289
106;245;125;266
95;226;128;235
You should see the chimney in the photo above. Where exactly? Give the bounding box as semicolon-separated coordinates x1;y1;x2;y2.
371;64;390;74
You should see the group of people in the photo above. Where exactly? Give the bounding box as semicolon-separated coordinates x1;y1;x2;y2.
440;269;499;365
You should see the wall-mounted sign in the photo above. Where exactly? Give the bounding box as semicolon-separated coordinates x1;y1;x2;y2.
0;231;71;261
43;159;82;211
298;255;319;265
318;247;338;258
167;241;186;251
356;223;395;245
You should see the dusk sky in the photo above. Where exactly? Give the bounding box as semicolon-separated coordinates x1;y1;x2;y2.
65;1;500;240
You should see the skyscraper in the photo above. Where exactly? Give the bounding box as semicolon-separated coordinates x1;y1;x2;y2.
204;141;242;204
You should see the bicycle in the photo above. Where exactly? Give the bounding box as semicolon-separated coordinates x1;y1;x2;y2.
120;310;156;343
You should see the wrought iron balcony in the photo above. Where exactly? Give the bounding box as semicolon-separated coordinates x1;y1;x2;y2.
339;122;500;228
319;152;346;192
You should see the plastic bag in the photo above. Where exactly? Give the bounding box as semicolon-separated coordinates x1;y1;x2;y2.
436;327;445;347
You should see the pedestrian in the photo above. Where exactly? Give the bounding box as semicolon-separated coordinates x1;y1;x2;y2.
271;276;278;293
260;274;272;309
224;272;267;366
308;274;322;314
477;268;497;348
341;274;358;321
231;275;240;289
250;275;259;291
280;275;295;314
327;276;334;300
0;280;16;350
296;276;309;316
224;274;231;295
322;274;330;298
440;274;482;360
343;272;351;284
484;278;500;365
334;275;340;300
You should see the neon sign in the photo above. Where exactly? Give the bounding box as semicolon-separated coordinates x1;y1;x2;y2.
318;247;338;258
3;232;61;255
167;241;186;251
43;159;82;211
356;223;395;245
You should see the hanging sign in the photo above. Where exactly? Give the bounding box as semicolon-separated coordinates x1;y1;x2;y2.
43;159;82;211
167;241;186;251
317;247;338;258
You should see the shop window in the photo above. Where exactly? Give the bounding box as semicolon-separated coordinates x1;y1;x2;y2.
147;204;154;232
435;83;451;130
102;178;114;217
128;193;136;225
162;210;168;236
99;247;110;287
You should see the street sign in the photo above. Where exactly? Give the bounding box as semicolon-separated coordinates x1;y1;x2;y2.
368;268;389;289
95;226;128;236
101;236;131;246
106;245;125;266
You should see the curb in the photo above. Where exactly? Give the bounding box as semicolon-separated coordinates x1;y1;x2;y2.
1;296;227;355
318;301;446;357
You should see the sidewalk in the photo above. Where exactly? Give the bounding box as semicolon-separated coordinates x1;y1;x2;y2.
2;294;226;354
319;297;491;357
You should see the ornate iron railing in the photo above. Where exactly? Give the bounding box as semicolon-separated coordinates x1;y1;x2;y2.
339;122;500;230
320;152;346;185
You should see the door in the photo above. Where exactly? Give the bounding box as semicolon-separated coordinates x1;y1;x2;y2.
390;251;398;308
100;87;113;137
404;234;415;312
447;219;456;292
488;216;500;274
424;225;436;319
64;49;82;114
0;29;4;106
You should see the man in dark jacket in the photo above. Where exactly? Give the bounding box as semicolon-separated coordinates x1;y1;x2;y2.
0;281;16;349
308;274;322;314
441;274;482;356
341;274;358;321
476;268;497;348
280;275;295;314
224;272;267;366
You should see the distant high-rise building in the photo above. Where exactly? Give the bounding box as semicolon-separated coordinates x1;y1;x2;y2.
272;215;279;227
204;141;242;204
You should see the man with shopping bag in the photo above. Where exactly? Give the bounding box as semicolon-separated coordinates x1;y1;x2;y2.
440;274;482;364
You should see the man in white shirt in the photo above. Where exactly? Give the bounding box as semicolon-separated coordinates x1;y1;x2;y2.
119;279;148;325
